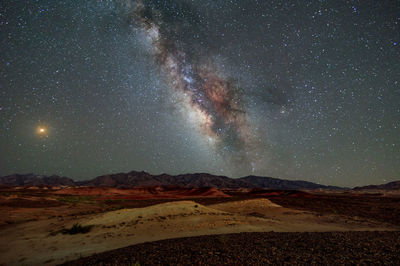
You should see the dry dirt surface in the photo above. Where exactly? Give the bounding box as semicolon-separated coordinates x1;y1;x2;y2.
1;187;400;265
63;231;400;265
1;198;395;265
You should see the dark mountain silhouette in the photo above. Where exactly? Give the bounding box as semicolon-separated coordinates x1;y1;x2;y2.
78;171;250;188
0;171;344;190
76;171;158;187
0;174;75;187
238;175;341;190
353;181;400;190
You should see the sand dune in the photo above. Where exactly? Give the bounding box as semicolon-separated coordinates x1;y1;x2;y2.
86;200;226;225
210;198;282;211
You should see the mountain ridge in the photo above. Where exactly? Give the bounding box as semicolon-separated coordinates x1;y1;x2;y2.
0;173;75;187
353;181;400;190
0;171;345;190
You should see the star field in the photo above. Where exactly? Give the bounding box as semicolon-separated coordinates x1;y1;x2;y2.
0;0;399;186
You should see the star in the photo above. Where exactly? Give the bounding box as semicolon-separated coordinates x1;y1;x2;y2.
37;126;47;136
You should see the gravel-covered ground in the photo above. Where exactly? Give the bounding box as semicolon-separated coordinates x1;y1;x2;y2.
63;231;400;265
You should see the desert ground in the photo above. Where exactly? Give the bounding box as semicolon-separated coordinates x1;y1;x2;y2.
1;186;400;265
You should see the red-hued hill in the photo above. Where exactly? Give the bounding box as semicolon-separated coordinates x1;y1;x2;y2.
245;188;316;198
53;186;229;199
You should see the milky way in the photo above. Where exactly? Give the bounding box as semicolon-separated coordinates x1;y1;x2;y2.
130;0;260;169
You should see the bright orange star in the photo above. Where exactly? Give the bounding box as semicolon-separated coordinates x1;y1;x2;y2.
37;126;48;136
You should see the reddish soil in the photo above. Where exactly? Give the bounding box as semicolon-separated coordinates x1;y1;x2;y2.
0;186;232;226
245;188;317;198
0;197;62;208
2;186;400;227
53;186;230;199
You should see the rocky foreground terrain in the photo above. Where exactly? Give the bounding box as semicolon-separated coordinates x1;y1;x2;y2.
64;231;400;265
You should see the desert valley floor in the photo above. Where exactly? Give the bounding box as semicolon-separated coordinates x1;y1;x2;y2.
1;186;400;265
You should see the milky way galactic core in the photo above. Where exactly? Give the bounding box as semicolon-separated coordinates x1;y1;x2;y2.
131;1;263;171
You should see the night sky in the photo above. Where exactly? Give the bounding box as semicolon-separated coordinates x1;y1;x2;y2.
1;0;399;187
